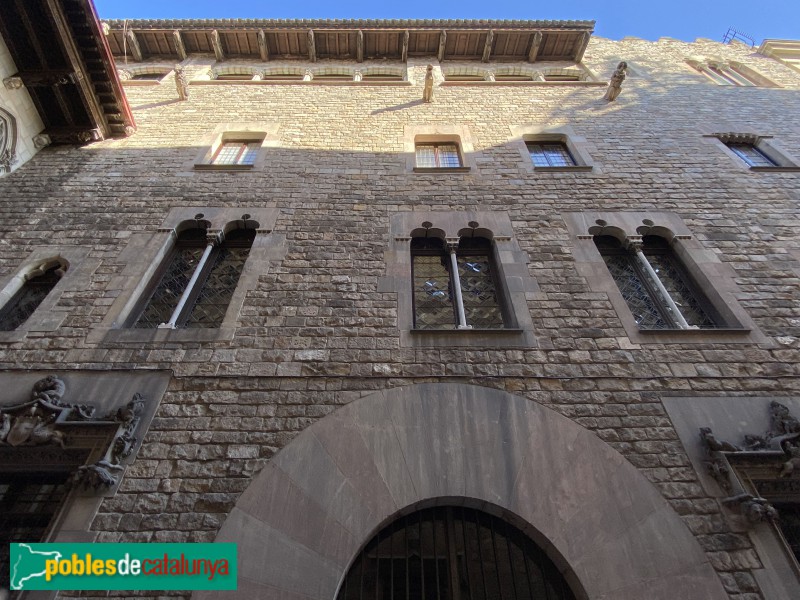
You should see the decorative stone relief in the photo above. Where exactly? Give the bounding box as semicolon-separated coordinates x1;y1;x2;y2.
0;375;147;493
0;107;19;175
33;134;52;149
700;401;800;526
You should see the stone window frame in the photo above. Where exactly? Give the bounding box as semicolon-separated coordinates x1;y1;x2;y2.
510;124;598;173
91;207;283;344
705;132;800;172
404;125;477;174
209;65;263;81
564;211;768;345
0;247;91;343
117;64;174;85
379;210;540;348
686;57;778;88
441;64;600;85
190;122;279;172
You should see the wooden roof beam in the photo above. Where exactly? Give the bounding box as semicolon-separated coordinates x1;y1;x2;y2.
211;29;224;61
482;30;494;63
527;31;542;63
258;29;269;61
308;29;316;62
401;30;409;62
173;30;187;61
575;31;591;62
437;30;446;62
125;28;143;62
356;30;364;63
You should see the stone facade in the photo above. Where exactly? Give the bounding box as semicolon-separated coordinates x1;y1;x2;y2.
1;27;799;600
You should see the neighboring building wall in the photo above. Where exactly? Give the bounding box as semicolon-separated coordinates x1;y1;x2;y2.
0;34;45;176
2;33;800;599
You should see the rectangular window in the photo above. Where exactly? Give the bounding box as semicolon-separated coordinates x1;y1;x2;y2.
726;143;778;167
211;141;261;166
527;142;576;167
415;143;462;169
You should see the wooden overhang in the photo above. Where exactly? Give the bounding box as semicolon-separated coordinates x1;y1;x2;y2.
0;0;135;144
105;19;595;64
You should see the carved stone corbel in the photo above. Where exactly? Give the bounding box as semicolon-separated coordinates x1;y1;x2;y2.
3;76;23;90
722;493;779;524
33;134;52;150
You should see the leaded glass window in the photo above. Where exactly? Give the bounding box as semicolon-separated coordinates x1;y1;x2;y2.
726;143;777;167
132;226;255;329
0;472;72;590
412;236;504;330
0;263;64;331
595;235;718;330
211;141;260;166
526;142;576;167
337;505;577;600
415;143;462;168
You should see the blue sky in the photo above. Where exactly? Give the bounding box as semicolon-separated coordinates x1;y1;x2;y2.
94;0;798;44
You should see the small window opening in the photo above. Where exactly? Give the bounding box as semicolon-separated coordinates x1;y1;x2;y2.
0;263;65;331
415;143;462;169
527;142;576;167
726;143;778;167
211;141;260;166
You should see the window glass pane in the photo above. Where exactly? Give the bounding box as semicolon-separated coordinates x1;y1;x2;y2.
527;142;575;167
600;249;670;330
458;252;504;328
644;250;717;328
412;252;455;329
183;242;252;328
415;145;437;168
436;144;461;168
131;72;164;80
727;143;776;167
212;142;260;166
0;264;62;331
133;230;206;328
773;503;800;563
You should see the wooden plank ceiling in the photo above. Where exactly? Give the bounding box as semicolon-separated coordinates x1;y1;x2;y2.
0;0;134;144
105;19;595;63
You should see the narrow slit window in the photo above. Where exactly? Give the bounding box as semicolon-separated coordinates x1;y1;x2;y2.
0;263;65;331
726;143;778;167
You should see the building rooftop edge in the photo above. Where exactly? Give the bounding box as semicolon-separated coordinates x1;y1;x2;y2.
104;18;596;31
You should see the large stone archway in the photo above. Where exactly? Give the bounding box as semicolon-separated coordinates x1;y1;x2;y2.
196;383;728;600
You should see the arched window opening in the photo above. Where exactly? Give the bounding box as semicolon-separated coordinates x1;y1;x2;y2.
132;225;255;329
411;235;504;330
594;234;718;330
337;505;576;600
0;262;65;331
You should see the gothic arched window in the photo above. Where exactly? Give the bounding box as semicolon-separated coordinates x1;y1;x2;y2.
337;505;577;600
411;235;505;330
0;262;65;331
594;234;718;330
131;224;256;329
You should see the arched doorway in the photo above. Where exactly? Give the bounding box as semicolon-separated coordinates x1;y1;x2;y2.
195;383;728;600
337;504;576;600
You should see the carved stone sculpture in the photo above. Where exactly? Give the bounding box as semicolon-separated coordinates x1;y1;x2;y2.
722;493;779;524
700;427;740;452
423;65;434;103
603;61;627;101
779;440;800;478
74;460;124;490
3;76;23;90
1;407;65;447
33;134;52;149
175;66;189;101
